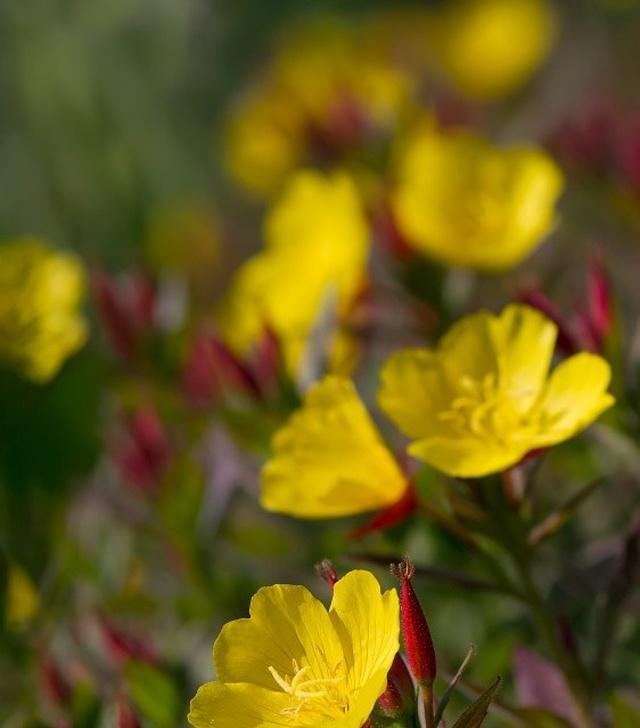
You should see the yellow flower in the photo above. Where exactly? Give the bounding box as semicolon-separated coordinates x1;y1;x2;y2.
224;19;413;197
189;570;399;728
5;564;40;631
218;171;369;377
378;304;614;478
392;128;564;271
0;239;87;383
261;375;407;518
434;0;557;99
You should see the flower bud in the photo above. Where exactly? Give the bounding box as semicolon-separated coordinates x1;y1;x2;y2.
315;559;339;590
390;558;437;686
117;696;142;728
349;483;416;540
377;653;416;718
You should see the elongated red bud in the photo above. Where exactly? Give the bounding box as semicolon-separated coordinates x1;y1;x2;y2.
378;653;416;717
315;559;339;591
349;483;416;540
117;696;142;728
391;558;437;686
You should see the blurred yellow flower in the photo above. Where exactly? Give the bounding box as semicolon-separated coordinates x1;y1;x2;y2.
435;0;557;99
224;20;414;197
379;304;614;478
218;171;369;377
261;375;407;518
392;128;564;271
0;239;87;383
5;564;40;631
189;569;399;728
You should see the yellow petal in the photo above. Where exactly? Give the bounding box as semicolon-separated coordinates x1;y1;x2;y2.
378;348;455;441
214;583;343;690
188;681;296;728
5;564;40;631
261;375;406;518
490;304;556;412
329;571;399;693
408;435;522;478
534;352;615;446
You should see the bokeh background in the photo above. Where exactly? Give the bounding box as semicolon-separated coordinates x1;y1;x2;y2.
2;1;640;726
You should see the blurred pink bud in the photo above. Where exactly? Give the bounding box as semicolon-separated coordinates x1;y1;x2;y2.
99;616;156;666
308;93;369;160
40;656;71;707
615;115;640;192
116;406;170;494
390;558;437;687
549;103;615;175
586;255;612;347
117;696;142;728
349;482;416;540
94;270;156;362
371;200;416;262
315;559;339;591
182;332;263;408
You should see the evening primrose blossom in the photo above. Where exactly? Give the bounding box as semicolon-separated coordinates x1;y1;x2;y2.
217;171;369;377
0;239;87;383
379;304;614;478
225;20;413;197
434;0;557;99
188;570;399;728
392;128;564;271
261;375;407;518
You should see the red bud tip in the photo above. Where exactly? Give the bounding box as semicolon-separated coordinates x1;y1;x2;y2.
390;558;437;686
315;559;339;590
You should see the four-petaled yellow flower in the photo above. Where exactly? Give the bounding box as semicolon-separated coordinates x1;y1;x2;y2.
434;0;557;99
218;171;370;378
261;375;407;518
379;304;614;478
188;570;399;728
0;239;88;383
392;128;564;271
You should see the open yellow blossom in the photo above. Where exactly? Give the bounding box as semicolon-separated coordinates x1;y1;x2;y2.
392;128;564;271
189;569;399;728
224;19;414;197
218;171;369;376
379;304;614;478
434;0;557;99
0;239;87;383
261;376;407;518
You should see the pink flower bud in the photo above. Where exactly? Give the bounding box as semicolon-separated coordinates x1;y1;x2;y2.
390;558;437;686
117;696;142;728
315;559;339;591
116;406;170;494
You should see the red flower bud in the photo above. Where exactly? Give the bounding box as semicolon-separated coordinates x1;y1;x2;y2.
390;558;437;686
378;653;416;718
116;406;170;494
99;616;156;666
40;656;71;707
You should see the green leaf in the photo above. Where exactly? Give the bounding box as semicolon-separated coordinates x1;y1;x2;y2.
125;660;180;727
451;677;501;728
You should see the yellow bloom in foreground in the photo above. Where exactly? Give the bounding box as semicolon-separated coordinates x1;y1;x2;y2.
5;564;40;631
189;570;399;728
262;376;407;518
0;239;87;383
392;129;564;271
435;0;557;99
379;305;614;478
218;171;369;376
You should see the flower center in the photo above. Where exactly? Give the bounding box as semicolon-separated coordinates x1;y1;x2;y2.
268;648;349;721
438;372;538;446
